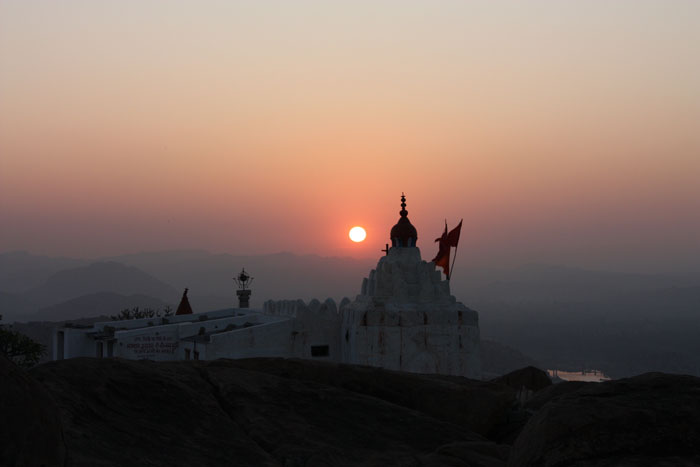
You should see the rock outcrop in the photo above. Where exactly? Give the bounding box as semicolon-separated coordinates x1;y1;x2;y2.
492;366;552;405
3;357;698;466
509;373;700;466
30;357;511;467
224;358;517;438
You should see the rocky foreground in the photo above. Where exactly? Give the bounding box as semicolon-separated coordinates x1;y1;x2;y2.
2;357;700;467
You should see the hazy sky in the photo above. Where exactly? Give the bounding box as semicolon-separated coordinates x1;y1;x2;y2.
1;0;699;272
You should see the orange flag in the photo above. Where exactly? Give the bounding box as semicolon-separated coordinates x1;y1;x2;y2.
432;220;463;278
446;220;462;247
432;222;451;277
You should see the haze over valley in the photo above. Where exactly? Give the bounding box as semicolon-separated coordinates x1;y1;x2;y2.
2;249;699;378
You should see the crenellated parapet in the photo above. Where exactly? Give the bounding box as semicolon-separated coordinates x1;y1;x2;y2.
263;297;344;318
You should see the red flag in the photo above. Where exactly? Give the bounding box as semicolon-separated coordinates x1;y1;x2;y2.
432;220;463;278
434;221;447;244
446;220;462;247
432;222;451;277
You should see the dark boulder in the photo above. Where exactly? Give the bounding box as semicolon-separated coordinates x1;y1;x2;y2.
480;366;550;444
0;354;66;467
509;373;700;466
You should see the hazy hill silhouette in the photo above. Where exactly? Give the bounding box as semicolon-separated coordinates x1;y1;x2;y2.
612;285;700;318
106;251;700;307
3;249;700;378
105;250;376;308
456;263;700;304
23;261;178;308
31;292;171;322
0;250;86;293
5;250;698;310
0;291;36;322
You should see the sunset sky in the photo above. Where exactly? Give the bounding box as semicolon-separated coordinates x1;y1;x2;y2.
1;1;699;272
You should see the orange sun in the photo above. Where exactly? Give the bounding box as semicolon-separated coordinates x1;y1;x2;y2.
349;226;367;242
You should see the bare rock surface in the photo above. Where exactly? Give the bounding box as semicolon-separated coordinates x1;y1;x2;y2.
509;372;700;467
0;355;66;467
32;358;272;467
30;357;510;467
19;358;700;466
483;366;552;444
224;357;518;438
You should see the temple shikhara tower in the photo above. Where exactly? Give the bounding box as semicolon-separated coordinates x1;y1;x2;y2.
53;194;481;379
340;194;482;378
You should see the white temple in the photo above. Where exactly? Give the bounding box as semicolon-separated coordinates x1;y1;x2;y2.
53;195;482;379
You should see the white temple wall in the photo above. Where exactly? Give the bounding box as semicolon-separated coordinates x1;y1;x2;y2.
340;244;482;379
113;313;284;361
113;323;181;361
88;308;247;334
175;313;277;337
56;328;95;359
263;298;342;362
205;320;297;359
341;308;481;379
180;340;201;360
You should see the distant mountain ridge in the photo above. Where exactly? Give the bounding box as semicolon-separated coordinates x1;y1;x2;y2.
31;292;172;322
2;249;700;377
0;250;86;293
456;263;700;303
2;248;699;324
103;250;377;306
23;261;178;308
4;250;699;309
0;292;36;321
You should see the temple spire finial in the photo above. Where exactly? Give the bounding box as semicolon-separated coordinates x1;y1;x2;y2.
390;192;418;247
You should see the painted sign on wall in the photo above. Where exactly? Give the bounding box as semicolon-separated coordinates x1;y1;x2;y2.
122;334;178;360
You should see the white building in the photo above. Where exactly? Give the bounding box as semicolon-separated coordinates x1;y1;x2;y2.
54;195;481;378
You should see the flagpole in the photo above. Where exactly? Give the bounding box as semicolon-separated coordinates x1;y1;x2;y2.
448;245;458;281
447;219;463;281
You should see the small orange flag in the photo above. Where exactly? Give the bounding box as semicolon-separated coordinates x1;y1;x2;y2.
446;220;462;248
432;220;463;278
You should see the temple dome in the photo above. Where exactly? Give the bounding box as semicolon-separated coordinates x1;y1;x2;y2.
390;194;418;247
